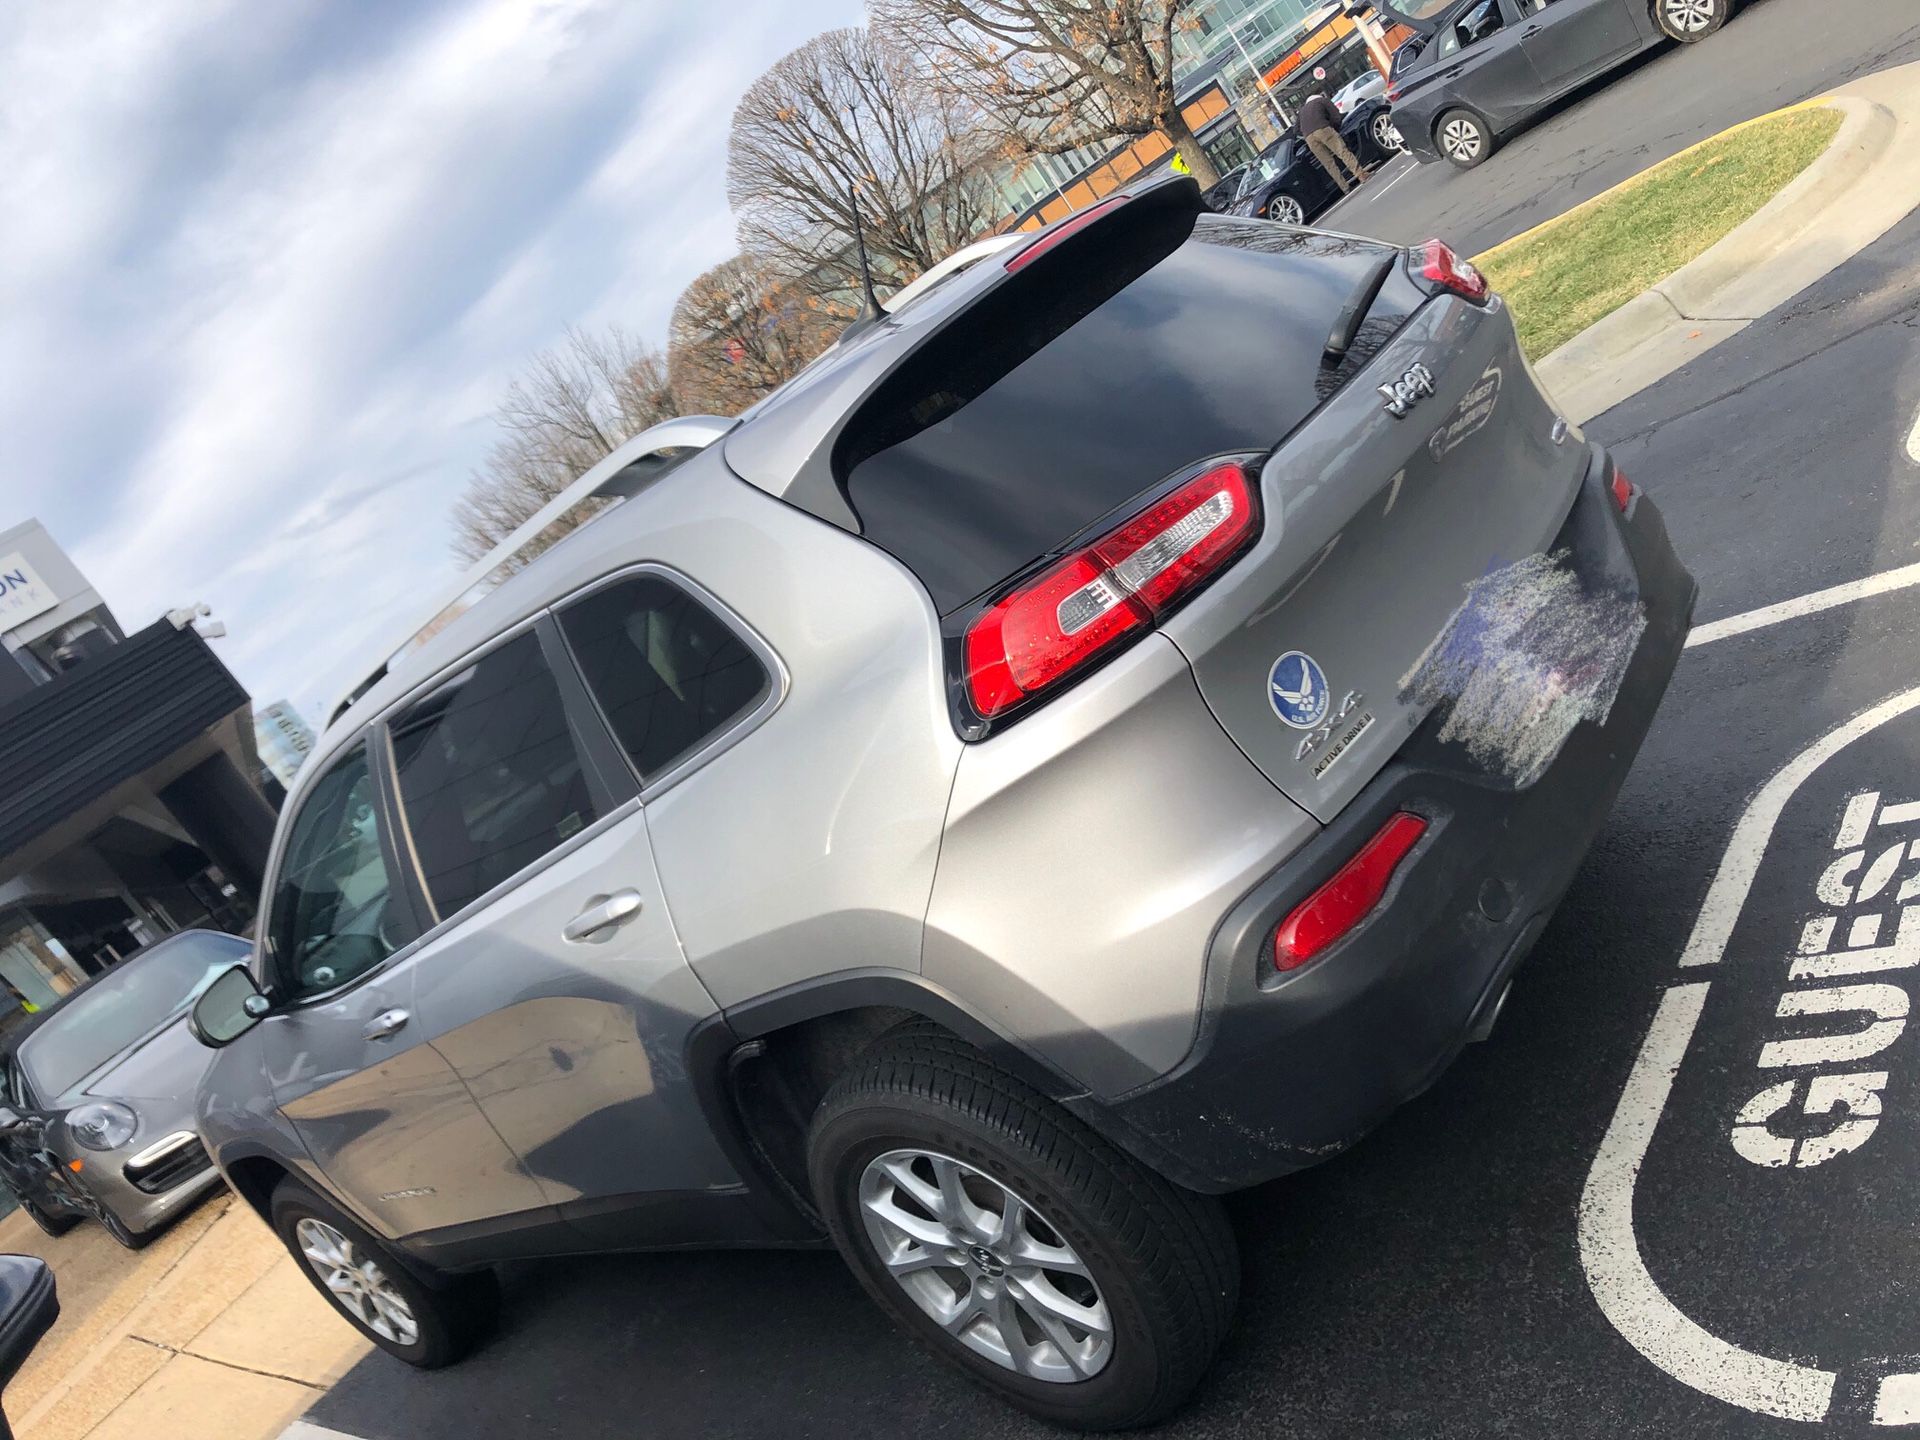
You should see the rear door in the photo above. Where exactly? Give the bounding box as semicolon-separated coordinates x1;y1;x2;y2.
1514;0;1643;93
383;605;746;1246
1436;0;1542;129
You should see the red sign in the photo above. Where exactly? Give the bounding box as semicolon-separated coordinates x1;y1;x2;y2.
1313;65;1327;79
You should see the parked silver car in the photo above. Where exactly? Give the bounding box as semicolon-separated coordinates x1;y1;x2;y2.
188;178;1693;1429
0;930;242;1246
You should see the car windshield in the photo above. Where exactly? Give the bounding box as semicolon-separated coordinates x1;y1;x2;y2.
18;932;249;1101
1239;148;1292;196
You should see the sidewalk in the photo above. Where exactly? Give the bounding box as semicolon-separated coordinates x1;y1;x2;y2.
6;1195;368;1440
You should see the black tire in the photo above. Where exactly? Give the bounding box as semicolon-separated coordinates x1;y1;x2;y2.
1653;0;1727;42
1436;108;1494;169
808;1022;1238;1431
99;1204;152;1251
20;1199;79;1238
269;1177;497;1368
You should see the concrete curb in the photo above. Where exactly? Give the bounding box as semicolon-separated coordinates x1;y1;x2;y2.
1515;59;1920;423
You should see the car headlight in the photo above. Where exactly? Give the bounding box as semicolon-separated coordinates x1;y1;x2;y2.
67;1102;138;1152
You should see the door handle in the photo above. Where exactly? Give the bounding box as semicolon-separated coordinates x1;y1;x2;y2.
362;1009;410;1042
1521;22;1542;34
563;889;644;944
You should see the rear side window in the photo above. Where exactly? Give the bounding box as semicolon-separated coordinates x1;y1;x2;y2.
388;632;600;918
558;574;770;780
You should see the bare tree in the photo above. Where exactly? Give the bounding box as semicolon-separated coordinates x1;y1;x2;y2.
876;0;1220;189
727;27;1004;292
449;325;680;566
667;253;836;418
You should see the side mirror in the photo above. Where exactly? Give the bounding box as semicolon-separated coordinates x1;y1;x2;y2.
188;964;270;1048
0;1254;57;1397
0;1110;22;1138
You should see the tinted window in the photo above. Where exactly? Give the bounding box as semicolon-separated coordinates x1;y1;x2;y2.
390;632;600;918
271;744;408;1000
19;933;249;1101
840;210;1392;613
559;575;770;779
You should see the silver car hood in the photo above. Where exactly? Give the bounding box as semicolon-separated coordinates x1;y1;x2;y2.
79;1016;213;1106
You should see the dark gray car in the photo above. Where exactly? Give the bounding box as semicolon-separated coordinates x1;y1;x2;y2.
1387;0;1735;167
187;178;1694;1430
0;930;242;1246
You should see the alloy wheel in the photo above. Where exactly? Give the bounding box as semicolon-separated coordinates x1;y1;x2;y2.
1442;117;1484;162
296;1217;420;1347
1373;113;1404;151
1265;193;1306;224
857;1148;1113;1384
1662;0;1716;33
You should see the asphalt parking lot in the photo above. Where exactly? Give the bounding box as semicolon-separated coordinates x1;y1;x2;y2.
299;9;1920;1438
1321;0;1920;255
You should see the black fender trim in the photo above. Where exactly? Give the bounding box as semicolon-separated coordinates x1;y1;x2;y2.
688;969;1226;1200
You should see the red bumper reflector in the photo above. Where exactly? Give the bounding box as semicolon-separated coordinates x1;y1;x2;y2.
1610;470;1635;513
1274;813;1428;971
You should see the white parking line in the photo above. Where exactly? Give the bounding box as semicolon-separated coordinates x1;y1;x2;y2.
1905;404;1920;466
1685;560;1920;648
278;1422;367;1440
1368;155;1416;200
1579;683;1920;1425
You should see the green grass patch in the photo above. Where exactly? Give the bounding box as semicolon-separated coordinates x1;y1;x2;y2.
1476;105;1843;359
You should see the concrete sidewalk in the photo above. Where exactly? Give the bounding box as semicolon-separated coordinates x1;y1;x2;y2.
6;1195;368;1440
1522;58;1920;422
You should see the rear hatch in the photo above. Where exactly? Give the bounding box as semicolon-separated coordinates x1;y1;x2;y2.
1159;276;1586;821
742;184;1586;822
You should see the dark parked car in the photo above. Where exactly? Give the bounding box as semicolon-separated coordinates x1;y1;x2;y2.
1200;163;1249;211
1227;97;1403;224
1386;0;1734;168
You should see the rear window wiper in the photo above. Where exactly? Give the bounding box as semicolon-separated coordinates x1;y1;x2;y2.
1322;250;1401;369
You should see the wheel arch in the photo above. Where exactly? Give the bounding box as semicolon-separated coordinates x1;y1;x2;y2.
1431;101;1495;150
688;971;1099;1232
221;1150;292;1225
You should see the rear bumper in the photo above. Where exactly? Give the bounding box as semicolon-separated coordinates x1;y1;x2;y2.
1092;445;1695;1193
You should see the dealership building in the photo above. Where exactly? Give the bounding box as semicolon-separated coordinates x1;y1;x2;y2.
0;519;278;1025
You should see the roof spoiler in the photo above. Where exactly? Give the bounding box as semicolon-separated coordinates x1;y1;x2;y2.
729;175;1206;535
326;413;735;728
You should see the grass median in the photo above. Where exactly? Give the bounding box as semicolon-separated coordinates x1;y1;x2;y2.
1475;104;1843;359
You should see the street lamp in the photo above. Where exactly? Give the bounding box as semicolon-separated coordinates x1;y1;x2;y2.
1226;17;1290;128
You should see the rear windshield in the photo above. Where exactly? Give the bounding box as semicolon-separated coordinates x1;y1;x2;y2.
19;932;248;1100
840;214;1387;613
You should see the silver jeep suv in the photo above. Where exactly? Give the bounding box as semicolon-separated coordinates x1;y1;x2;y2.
189;179;1693;1430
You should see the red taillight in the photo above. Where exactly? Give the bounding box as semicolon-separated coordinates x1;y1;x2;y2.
1416;238;1489;303
1611;470;1636;513
1387;84;1401;101
1274;813;1428;971
964;462;1259;718
1006;195;1130;274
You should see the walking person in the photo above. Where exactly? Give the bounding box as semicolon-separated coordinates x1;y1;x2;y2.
1297;91;1369;193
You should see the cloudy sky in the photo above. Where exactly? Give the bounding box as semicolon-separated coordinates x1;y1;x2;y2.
0;0;861;726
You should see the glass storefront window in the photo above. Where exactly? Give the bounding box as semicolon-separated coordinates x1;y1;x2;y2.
0;921;82;1013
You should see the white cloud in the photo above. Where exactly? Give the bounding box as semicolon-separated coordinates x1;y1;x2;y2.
1;0;861;726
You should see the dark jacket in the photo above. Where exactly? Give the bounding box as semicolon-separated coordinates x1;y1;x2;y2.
1298;94;1340;137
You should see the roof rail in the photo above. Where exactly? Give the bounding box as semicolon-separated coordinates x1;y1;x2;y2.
325;414;735;729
